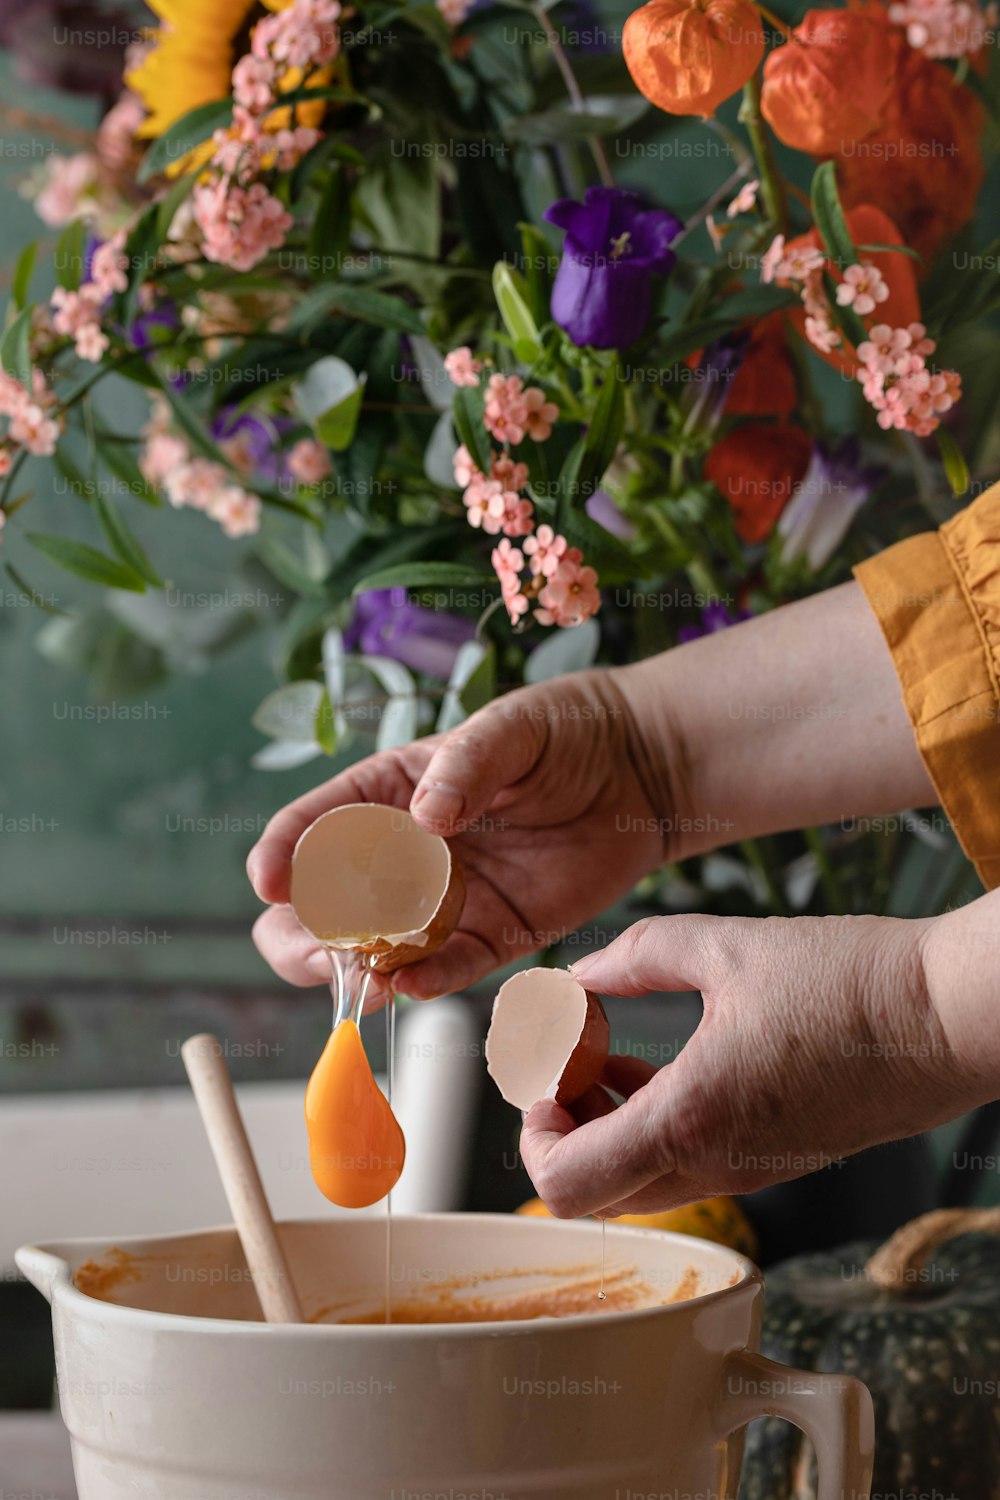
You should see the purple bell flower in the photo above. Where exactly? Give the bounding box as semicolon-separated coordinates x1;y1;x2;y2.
777;439;885;572
544;187;683;350
345;589;477;680
210;409;295;487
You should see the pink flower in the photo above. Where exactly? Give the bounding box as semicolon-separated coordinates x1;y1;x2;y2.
537;556;601;627
252;0;341;69
781;245;826;283
444;347;482;387
491;537;524;585
484;373;529;445
141;432;188;486
438;0;474;22
453;444;481;488
33;153;99;229
75;323;109;362
8;403;61;457
521;386;559;442
210;485;262;538
271;126;322;171
497;492;534;537
887;0;997;56
89;235;129;299
855;322;961;437
760;234;786;285
233;54;277;113
835;262;890;317
805;314;842;355
463;478;504;533
523;524;570;577
490;454;529;490
97;93;145;171
288;438;331;485
726;179;759;218
194;179;293;271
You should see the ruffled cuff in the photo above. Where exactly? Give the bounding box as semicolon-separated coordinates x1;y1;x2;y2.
854;480;1000;891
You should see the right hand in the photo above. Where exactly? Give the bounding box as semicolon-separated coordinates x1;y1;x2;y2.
247;669;668;999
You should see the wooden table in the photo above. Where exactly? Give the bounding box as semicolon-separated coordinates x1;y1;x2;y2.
0;1412;77;1498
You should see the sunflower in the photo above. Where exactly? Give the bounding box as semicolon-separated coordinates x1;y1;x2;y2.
126;0;260;141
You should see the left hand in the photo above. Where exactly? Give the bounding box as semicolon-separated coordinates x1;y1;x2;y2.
519;910;986;1219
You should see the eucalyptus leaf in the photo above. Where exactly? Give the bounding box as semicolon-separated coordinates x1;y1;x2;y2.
294;355;366;451
524;617;600;682
252;680;325;742
424;411;461;488
252;738;324;770
437;638;494;731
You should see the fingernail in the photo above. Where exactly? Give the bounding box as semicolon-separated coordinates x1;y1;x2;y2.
307;950;332;981
411;781;464;831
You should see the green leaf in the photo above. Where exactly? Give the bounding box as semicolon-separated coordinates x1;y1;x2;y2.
138;99;233;183
93;496;163;587
936;427;970;498
821;269;867;350
294;355;365;452
352;560;494;594
810;161;857;273
518;222;556;326
577;356;624;496
26;532;147;592
54;219;87;291
855;242;924;264
1;306;33;388
451;386;492;472
317;283;424;335
502;95;647;146
308;163;352;273
493;262;541;360
256;536;325;596
314;688;338;755
96;439;159;505
156;171;199;240
437;639;494;731
654;318;745;370
458;641;496;717
557;506;635;581
11;242;37;310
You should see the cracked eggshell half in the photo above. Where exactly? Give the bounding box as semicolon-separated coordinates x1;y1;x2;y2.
290;802;465;973
485;967;610;1110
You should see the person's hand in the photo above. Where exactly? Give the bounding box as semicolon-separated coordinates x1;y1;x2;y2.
247;670;668;1000
520;910;994;1218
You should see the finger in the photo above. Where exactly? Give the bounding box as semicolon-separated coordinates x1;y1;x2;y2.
566;1084;618;1127
247;748;431;905
389;929;502;1000
520;1090;674;1219
600;1053;659;1098
252;905;331;987
569;915;715;999
409;692;547;836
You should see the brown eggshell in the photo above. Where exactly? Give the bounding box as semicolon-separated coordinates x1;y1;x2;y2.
486;967;610;1112
290;802;465;974
552;988;610;1106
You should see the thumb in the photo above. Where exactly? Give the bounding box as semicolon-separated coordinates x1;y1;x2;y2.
409;691;546;835
571;915;720;998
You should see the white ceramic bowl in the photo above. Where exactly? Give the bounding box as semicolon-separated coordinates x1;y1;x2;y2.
18;1213;873;1499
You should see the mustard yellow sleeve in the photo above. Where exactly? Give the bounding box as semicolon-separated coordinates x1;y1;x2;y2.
854;479;1000;891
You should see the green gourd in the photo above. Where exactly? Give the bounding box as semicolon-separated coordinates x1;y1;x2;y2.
739;1208;1000;1500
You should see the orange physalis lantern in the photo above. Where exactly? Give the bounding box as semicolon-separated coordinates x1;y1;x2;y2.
623;0;766;118
760;7;895;155
705;423;813;543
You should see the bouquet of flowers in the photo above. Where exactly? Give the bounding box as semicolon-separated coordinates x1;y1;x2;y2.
3;0;997;917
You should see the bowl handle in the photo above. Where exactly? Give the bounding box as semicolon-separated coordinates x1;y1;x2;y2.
716;1348;875;1500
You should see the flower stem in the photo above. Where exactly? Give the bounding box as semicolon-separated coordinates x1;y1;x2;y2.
738;74;787;235
803;824;846;914
740;837;790;915
531;4;614;189
647;504;722;600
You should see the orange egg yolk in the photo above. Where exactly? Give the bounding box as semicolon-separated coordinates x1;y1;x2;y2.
304;1019;405;1208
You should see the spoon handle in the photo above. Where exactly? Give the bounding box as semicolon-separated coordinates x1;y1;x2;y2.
181;1033;304;1325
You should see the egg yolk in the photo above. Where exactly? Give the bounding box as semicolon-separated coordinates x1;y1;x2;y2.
304;1019;405;1208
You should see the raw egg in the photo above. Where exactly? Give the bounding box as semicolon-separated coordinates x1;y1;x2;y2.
291;803;466;1209
305;1016;405;1208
